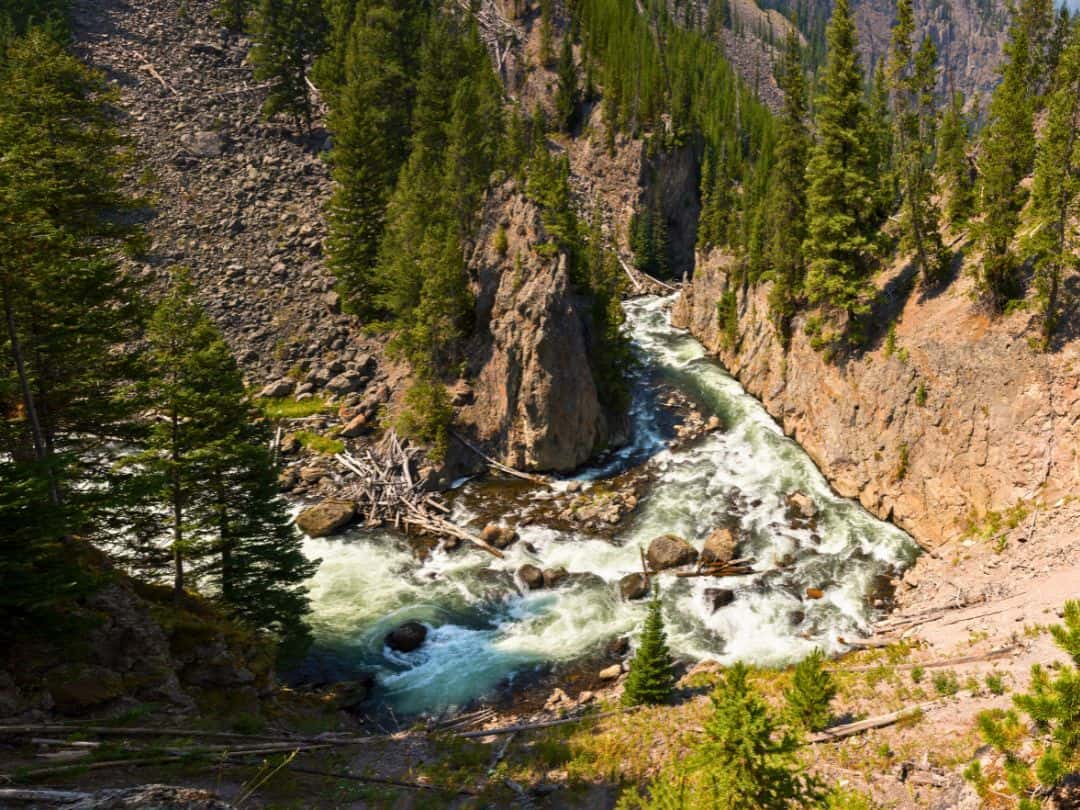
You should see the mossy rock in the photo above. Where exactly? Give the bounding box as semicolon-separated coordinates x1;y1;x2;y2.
47;665;124;714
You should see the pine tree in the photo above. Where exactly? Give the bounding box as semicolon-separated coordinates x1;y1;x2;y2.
249;0;324;128
970;602;1080;805
764;27;810;336
554;32;579;133
864;59;896;225
324;0;427;318
0;29;144;626
1024;21;1079;350
803;0;875;332
622;589;675;706
937;89;975;225
974;0;1040;311
627;663;825;808
213;0;251;30
785;648;836;732
888;0;947;286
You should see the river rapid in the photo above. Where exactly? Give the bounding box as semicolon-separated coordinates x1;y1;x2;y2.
298;295;918;716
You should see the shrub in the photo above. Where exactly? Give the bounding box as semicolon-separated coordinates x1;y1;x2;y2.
622;590;675;707
932;669;959;696
985;671;1006;696
396;378;454;461
785;648;836;732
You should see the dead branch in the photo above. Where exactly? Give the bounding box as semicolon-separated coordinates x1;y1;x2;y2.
449;430;548;484
839;645;1019;673
456;707;637;739
130;49;179;96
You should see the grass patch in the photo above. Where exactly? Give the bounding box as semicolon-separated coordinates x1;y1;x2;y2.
293;431;344;455
932;669;960;697
256;395;331;419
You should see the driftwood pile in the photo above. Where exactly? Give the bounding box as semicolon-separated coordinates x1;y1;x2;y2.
675;556;759;579
334;432;504;558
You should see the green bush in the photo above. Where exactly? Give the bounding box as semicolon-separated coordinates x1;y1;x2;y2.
785;648;837;732
396;378;454;461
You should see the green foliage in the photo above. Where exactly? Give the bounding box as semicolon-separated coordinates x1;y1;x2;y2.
0;29;143;632
622;663;825;808
631;196;671;280
986;671;1006;696
936;91;975;225
763;29;810;337
785;648;836;732
1023;20;1080;349
248;0;325;127
914;382;927;406
293;430;345;455
888;0;947;286
131;271;316;657
803;0;876;329
213;0;251;30
970;602;1080;804
256;395;331;419
554;32;579;133
717;289;739;351
931;669;959;696
622;591;675;707
396;377;453;461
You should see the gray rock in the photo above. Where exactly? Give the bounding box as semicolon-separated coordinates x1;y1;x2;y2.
258;378;294;398
704;588;735;612
481;524;518;550
326;372;363;395
184;130;226;158
542;567;569;588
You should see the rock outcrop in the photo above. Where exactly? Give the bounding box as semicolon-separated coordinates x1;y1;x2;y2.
458;185;611;472
673;250;1080;548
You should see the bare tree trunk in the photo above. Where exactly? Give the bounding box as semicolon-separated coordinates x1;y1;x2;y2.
3;282;59;505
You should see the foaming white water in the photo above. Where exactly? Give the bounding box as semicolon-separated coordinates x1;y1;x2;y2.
300;295;918;715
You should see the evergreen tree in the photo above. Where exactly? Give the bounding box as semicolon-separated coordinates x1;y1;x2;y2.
969;602;1080;806
974;0;1040;311
249;0;324;128
554;32;579;133
763;27;810;336
888;0;947;285
324;0;428;317
625;663;825;808
864;59;896;226
1024;21;1079;350
213;0;251;30
784;648;836;732
0;29;144;624
803;0;875;332
936;89;975;225
622;589;675;706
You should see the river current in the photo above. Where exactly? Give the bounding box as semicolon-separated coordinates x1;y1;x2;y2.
298;295;918;715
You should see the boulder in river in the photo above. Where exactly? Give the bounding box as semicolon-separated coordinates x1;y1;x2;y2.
646;534;699;571
598;664;622;681
295;500;356;537
481;523;519;549
805;587;825;600
542;567;569;588
786;491;819;520
701;527;737;565
704;587;735;612
385;621;427;653
518;564;545;590
619;573;649;601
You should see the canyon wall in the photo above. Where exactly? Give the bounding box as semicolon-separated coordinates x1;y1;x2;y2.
673;251;1080;547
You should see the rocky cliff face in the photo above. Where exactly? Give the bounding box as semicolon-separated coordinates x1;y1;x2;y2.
457;185;610;472
673;251;1080;548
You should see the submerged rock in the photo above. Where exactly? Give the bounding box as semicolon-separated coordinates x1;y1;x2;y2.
385;621;427;653
619;573;649;601
518;564;545;590
295;500;355;537
542;567;569;588
481;523;519;549
704;588;735;612
701;527;737;565
646;534;698;571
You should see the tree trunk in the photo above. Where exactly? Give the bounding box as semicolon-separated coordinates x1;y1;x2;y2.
2;282;58;505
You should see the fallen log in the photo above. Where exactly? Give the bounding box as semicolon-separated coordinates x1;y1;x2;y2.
839;645;1018;673
0;724;379;746
0;790;93;804
279;764;478;796
807;702;937;744
401;515;504;558
456;707;637;739
449;431;549;484
675;565;757;578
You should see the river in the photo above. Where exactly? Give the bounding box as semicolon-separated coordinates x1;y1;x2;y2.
298;295;918;716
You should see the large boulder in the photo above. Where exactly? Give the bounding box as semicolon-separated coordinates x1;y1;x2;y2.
518;564;545;590
326;371;364;395
340;412;369;438
385;621;427;653
646;534;698;571
46;665;124;714
258;378;294;399
701;527;738;565
619;572;649;600
296;500;356;537
786;491;819;520
542;567;569;588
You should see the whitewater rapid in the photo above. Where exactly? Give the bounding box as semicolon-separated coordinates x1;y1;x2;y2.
299;295;918;715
